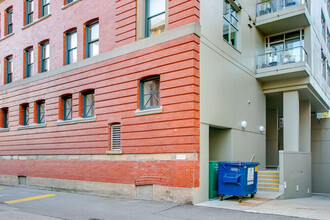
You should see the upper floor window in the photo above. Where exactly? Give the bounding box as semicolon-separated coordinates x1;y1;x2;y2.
328;29;330;52
25;48;34;78
145;0;166;37
62;95;72;120
26;0;34;25
1;108;9;128
110;123;121;151
86;21;99;58
37;101;45;124
5;56;13;84
82;90;94;118
22;104;29;126
261;30;306;66
223;0;239;49
266;30;304;51
66;30;77;64
40;41;50;72
322;11;326;40
322;51;326;80
328;63;330;87
140;76;160;110
41;0;50;17
6;7;13;35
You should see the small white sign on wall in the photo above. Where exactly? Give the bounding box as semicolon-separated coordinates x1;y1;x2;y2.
247;167;254;181
176;154;186;160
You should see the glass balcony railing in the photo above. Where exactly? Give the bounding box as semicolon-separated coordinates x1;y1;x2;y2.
256;0;307;17
257;46;307;70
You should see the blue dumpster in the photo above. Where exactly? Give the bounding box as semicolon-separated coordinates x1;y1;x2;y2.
218;161;260;203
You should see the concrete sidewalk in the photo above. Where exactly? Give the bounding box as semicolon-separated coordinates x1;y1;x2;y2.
248;193;330;220
197;192;330;220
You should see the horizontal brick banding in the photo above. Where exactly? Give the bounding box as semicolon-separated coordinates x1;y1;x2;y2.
0;159;200;188
0;34;200;155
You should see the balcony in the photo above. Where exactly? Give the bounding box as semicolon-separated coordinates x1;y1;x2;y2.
256;46;310;81
256;0;310;35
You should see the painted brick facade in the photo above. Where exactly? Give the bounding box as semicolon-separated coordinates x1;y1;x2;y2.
0;0;200;203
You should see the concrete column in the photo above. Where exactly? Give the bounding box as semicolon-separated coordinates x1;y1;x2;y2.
283;91;299;152
193;123;209;204
299;101;311;153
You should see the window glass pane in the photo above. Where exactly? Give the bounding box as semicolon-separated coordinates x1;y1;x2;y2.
69;32;77;49
269;42;284;52
285;30;300;39
223;1;230;21
231;14;238;29
223;18;229;42
4;109;8;128
24;105;29;125
149;0;165;17
285;38;300;49
84;92;94;117
8;59;13;73
65;97;72;120
39;102;45;123
28;65;33;76
44;44;50;58
8;10;13;23
69;49;77;63
270;34;284;43
142;78;160;109
230;25;238;48
89;42;99;57
44;59;49;71
149;13;165;36
29;50;34;64
90;23;99;41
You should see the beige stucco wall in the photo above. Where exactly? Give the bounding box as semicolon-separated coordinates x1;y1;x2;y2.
197;0;266;203
311;117;330;193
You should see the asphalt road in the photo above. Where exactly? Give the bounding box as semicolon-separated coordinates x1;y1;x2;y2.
0;185;309;220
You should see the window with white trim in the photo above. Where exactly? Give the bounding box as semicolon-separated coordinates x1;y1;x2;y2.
223;0;239;49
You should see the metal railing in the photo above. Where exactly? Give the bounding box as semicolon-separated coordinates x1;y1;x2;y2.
257;46;307;70
256;0;307;17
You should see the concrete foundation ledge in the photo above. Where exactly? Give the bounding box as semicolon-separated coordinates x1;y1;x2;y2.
0;175;195;204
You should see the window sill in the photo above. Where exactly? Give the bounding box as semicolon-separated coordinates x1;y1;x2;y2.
18;123;46;130
56;116;96;126
0;128;9;132
0;33;14;42
22;14;52;30
62;0;81;10
135;106;162;116
223;39;241;53
106;150;122;155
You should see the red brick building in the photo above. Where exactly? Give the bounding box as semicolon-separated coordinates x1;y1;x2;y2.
0;0;201;203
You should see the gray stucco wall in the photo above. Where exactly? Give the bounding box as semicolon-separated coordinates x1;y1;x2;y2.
279;151;312;199
196;0;266;203
311;117;330;193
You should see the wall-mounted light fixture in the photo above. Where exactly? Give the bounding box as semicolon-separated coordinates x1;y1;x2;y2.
241;121;247;129
259;125;265;133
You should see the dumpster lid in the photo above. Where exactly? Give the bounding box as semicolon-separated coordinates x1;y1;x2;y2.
218;161;260;167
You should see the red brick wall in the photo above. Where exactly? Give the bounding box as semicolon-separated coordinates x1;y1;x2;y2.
0;34;199;155
0;0;200;83
0;159;200;188
0;0;200;189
